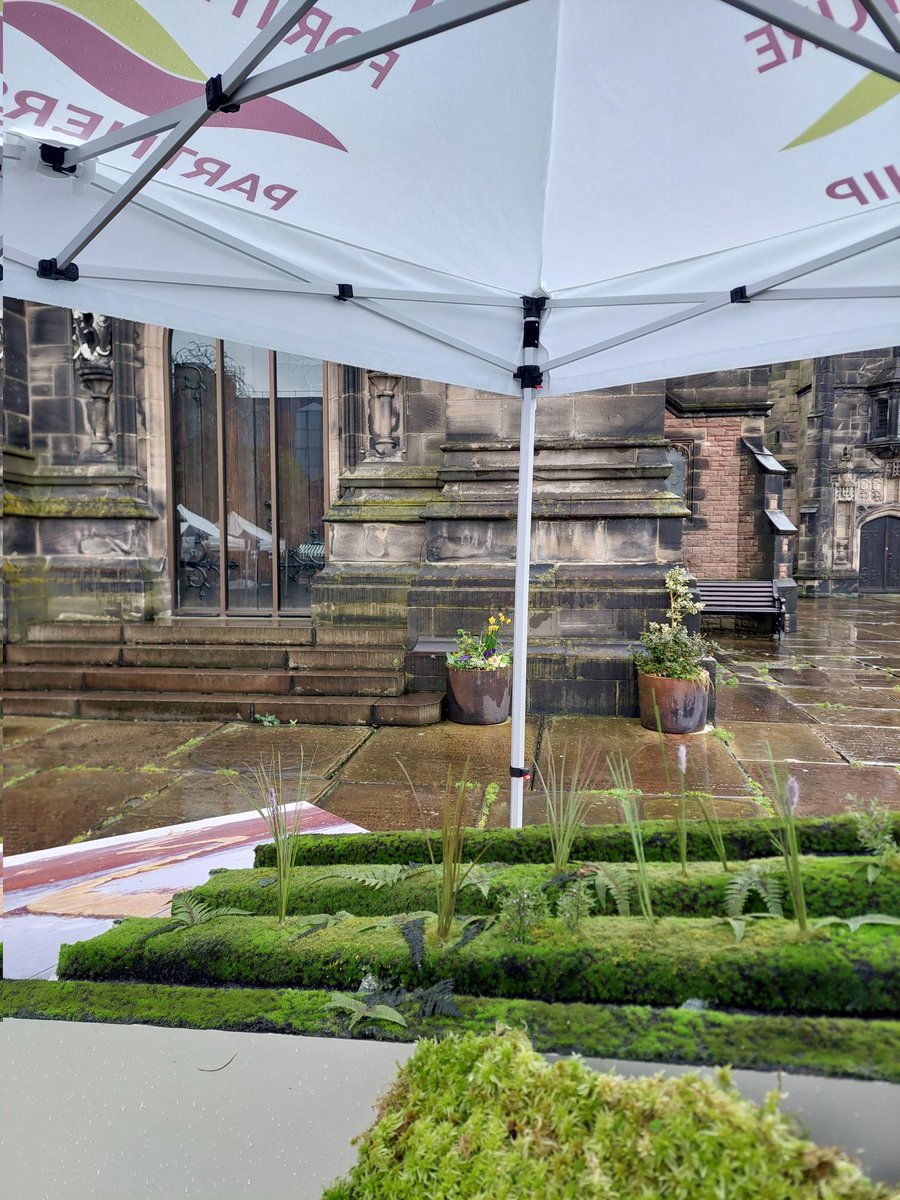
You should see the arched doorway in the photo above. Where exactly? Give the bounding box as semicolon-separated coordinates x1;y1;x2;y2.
859;514;900;592
169;332;325;615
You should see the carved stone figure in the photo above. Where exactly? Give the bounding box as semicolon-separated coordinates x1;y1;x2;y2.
72;311;112;362
72;311;115;455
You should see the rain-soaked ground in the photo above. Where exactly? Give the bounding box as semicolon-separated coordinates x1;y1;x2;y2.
4;594;899;855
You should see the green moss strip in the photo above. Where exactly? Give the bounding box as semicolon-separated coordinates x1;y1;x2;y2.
321;1031;893;1199
2;979;897;1083
56;915;900;1016
186;856;900;921
256;814;896;868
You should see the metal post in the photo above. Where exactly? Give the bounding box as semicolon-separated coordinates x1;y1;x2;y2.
509;297;545;829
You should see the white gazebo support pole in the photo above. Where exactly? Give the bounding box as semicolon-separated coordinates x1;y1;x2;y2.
509;296;546;829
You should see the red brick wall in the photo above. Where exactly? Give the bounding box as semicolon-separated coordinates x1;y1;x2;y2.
665;413;742;578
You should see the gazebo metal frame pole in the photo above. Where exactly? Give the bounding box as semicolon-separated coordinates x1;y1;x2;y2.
509;296;546;829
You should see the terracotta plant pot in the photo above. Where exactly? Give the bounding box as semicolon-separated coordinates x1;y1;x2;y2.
637;669;709;734
445;666;512;725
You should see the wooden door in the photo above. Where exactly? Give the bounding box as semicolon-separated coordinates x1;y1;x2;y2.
859;515;900;592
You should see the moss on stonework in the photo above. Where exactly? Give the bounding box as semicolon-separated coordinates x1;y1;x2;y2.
1;979;896;1082
185;856;899;922
255;815;898;869
3;493;155;519
56;914;900;1016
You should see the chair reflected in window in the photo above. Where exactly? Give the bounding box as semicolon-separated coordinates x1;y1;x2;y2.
177;504;245;603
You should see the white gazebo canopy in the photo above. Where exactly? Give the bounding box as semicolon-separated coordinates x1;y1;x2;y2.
4;0;899;823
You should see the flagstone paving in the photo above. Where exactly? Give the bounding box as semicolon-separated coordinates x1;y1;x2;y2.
3;596;898;853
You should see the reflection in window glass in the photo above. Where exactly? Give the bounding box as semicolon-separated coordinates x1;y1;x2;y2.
276;353;325;612
171;333;220;610
169;335;325;615
223;342;272;612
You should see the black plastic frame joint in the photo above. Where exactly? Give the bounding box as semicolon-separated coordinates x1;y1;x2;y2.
37;258;80;282
522;295;547;320
336;283;354;301
510;766;532;780
730;285;751;303
205;74;241;113
40;143;77;174
514;364;543;389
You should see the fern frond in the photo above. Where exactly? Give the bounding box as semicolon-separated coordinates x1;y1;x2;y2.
725;865;785;918
449;915;495;954
170;895;250;926
400;916;427;971
316;864;410;890
413;978;461;1020
583;863;634;916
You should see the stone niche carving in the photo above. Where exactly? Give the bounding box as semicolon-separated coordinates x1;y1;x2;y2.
363;371;403;460
72;311;115;457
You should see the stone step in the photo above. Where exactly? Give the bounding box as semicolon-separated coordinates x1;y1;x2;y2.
123;621;315;647
2;666;88;692
5;643;124;666
292;671;404;698
3;664;405;698
5;641;404;671
26;622;123;644
2;690;444;726
24;620;316;647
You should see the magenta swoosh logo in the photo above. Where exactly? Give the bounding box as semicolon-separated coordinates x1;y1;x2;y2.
8;2;347;151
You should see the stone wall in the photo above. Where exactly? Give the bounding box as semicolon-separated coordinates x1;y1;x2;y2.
318;373;689;714
766;350;900;596
2;301;168;638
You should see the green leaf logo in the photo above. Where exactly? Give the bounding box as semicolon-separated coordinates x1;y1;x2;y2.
784;72;900;149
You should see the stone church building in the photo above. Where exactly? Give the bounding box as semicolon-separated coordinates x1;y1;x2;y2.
2;298;898;724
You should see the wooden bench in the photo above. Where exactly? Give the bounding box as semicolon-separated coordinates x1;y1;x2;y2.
696;580;786;640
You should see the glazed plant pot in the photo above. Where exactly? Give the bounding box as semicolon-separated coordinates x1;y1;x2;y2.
446;666;512;725
637;669;709;734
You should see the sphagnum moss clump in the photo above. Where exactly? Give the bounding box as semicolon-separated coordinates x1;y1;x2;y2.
323;1030;895;1200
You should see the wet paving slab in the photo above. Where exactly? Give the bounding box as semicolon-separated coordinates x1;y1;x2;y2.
724;722;843;763
814;725;900;766
167;722;374;777
10;719;227;771
714;684;817;723
539;716;750;797
765;668;899;688
2;715;73;749
76;771;333;841
741;761;899;813
772;687;900;709
338;720;538;788
5;598;900;851
800;706;900;728
4;767;173;856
